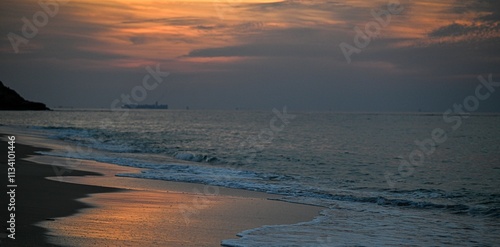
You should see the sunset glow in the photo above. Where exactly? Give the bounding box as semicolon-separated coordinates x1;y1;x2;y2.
1;0;499;110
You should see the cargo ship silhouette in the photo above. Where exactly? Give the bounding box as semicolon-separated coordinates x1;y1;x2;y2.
122;101;168;109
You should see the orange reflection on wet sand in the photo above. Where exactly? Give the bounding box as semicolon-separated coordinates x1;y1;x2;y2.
41;190;214;246
32;156;321;247
40;188;321;247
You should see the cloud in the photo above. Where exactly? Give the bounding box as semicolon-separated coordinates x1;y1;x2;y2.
429;23;476;37
427;0;500;42
453;0;500;22
129;36;148;45
428;22;500;42
122;17;209;26
185;42;337;59
194;25;216;30
1;0;499;111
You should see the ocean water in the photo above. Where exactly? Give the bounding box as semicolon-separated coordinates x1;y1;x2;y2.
1;109;499;246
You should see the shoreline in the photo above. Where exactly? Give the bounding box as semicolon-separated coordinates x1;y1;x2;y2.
1;131;323;246
1;134;121;246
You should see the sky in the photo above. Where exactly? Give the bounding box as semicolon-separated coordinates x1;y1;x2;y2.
0;0;499;111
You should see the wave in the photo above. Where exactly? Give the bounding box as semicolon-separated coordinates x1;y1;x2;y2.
32;126;500;220
117;164;499;219
221;202;500;247
35;126;231;166
174;152;220;163
33;126;135;152
35;146;500;220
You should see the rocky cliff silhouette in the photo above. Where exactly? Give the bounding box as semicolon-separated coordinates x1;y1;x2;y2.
0;81;50;110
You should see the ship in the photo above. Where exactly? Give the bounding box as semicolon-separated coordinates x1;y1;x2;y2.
122;101;168;109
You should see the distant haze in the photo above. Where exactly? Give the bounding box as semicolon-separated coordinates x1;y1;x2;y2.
1;0;499;112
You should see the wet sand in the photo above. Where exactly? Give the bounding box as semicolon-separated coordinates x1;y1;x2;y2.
0;134;120;246
1;132;322;246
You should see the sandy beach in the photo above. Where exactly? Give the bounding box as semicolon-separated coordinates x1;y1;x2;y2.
0;134;120;246
1;132;322;246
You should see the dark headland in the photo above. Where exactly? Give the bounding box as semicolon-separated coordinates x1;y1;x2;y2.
0;81;50;110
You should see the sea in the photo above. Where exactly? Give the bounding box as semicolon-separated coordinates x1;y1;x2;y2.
1;109;499;246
